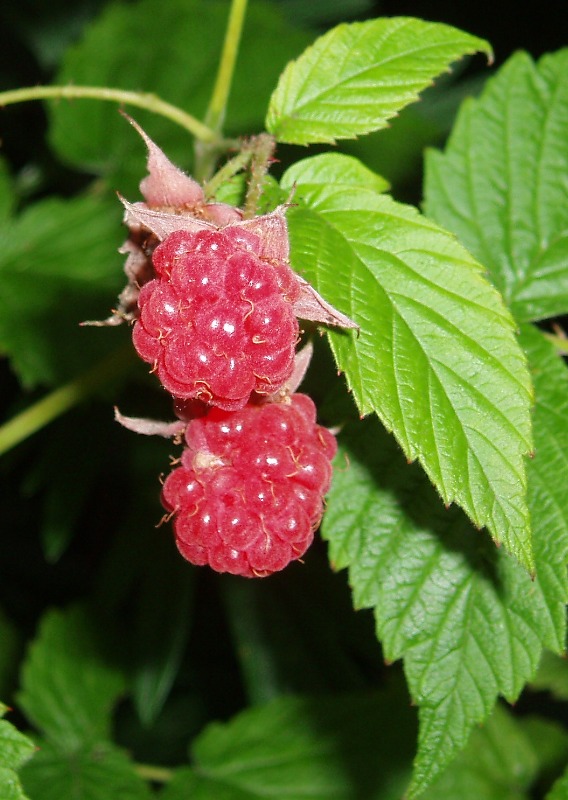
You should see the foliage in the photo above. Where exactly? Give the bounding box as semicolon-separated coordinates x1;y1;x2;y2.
1;1;567;798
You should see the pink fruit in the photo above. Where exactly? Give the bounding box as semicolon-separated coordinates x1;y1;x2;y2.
132;229;300;410
160;394;337;578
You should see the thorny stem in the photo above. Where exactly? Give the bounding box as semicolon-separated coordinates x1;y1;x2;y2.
202;147;254;200
0;85;219;144
194;0;249;182
243;133;276;218
0;346;134;457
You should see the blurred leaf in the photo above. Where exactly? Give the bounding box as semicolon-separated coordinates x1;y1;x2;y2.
421;704;541;800
531;650;568;701
131;538;196;728
266;17;491;144
19;739;151;800
547;765;568;800
0;193;125;387
0;158;15;222
20;410;112;562
424;49;568;323
321;404;563;795
0;703;35;800
161;688;415;800
18;606;125;751
281;158;534;570
219;553;378;706
519;717;568;779
4;0;106;70
48;0;311;193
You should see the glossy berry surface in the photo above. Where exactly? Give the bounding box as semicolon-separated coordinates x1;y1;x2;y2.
161;394;337;577
132;228;300;410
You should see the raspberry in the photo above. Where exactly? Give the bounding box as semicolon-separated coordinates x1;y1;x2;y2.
160;394;337;578
132;228;300;410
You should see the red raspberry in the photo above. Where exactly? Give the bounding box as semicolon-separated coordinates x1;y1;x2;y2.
132;228;300;410
160;394;337;578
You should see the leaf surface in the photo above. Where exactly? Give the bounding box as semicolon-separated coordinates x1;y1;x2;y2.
281;158;533;569
160;690;414;800
19;740;151;800
321;325;568;794
424;49;568;322
266;17;491;144
0;705;35;800
18;606;125;751
0;194;124;387
421;705;547;800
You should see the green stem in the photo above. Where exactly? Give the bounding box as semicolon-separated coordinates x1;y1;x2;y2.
205;0;249;133
543;332;568;355
0;85;218;143
135;763;174;783
0;346;134;457
195;0;249;182
202;147;253;200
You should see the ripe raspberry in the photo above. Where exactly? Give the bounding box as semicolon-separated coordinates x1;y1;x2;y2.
132;228;300;410
161;394;337;577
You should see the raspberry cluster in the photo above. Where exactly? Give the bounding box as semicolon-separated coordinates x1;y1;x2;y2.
161;394;337;577
107;121;354;578
132;227;300;410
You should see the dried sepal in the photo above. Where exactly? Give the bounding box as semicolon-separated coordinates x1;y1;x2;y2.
123;114;205;209
293;278;359;330
114;407;186;438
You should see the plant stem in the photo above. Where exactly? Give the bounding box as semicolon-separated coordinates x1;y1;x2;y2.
135;763;174;783
0;346;134;457
195;0;249;182
0;85;218;143
205;0;249;134
543;331;568;355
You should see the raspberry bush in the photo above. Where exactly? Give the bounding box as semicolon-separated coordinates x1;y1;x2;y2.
1;2;568;799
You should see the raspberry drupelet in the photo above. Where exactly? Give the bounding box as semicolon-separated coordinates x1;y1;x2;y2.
160;394;337;577
132;227;300;411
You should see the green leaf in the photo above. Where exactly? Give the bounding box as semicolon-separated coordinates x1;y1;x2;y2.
131;539;196;727
0;769;31;800
284;152;389;194
321;408;562;795
266;17;491;145
547;765;568;800
161;689;415;800
219;556;379;706
0;705;35;800
421;704;541;800
424;49;568;323
531;650;568;701
19;740;151;800
281;159;534;570
18;606;125;751
519;717;568;779
0;194;124;387
48;0;310;192
0;704;36;771
519;325;568;651
0;158;15;222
